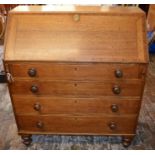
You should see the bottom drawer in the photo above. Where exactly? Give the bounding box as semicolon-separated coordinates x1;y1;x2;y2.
17;115;137;135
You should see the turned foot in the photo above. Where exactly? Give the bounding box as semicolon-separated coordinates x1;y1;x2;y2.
21;134;32;146
122;136;134;148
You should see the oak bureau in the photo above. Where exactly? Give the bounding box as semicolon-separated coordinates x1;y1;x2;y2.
3;5;148;147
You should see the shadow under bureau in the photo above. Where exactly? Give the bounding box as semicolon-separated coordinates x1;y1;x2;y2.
3;5;148;147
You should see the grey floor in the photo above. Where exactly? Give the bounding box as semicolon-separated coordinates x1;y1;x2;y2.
0;45;155;150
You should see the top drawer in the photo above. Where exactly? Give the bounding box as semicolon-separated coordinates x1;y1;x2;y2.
8;63;146;80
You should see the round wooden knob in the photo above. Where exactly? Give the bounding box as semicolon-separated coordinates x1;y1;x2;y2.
115;69;123;78
73;14;80;22
33;103;41;111
28;68;37;77
111;104;119;112
112;85;121;94
109;122;117;130
36;121;44;128
30;85;38;93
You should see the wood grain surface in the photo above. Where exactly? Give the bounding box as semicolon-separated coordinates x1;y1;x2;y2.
9;79;144;96
8;62;146;80
3;6;148;142
12;96;141;115
16;115;137;134
4;6;148;62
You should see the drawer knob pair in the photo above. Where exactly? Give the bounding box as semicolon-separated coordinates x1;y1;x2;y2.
109;122;117;130
28;68;37;77
113;85;121;94
115;69;123;78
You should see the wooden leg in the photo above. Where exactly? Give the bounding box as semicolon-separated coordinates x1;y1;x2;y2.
122;136;134;148
21;134;32;146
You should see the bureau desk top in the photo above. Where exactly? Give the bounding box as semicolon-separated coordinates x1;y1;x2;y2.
10;5;144;14
4;5;148;63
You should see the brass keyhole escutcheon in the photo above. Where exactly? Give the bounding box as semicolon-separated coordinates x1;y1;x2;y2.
73;14;80;22
36;121;44;129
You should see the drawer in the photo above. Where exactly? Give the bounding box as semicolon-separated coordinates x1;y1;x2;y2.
13;96;140;115
17;115;137;134
10;80;144;96
9;63;145;80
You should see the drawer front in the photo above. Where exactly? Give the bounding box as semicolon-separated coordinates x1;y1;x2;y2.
13;96;140;115
10;80;144;96
17;115;137;134
9;63;145;80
